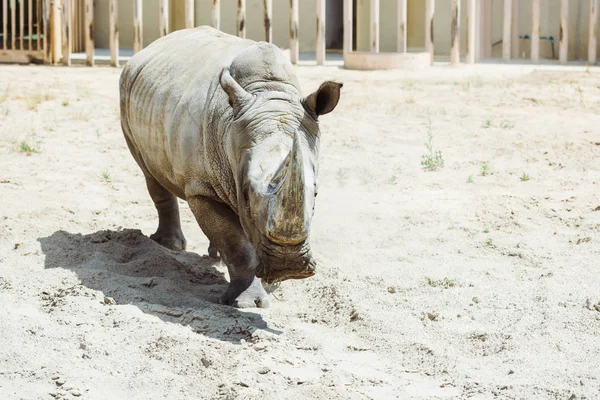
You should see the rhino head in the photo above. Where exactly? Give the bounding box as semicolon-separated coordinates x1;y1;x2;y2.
220;68;342;284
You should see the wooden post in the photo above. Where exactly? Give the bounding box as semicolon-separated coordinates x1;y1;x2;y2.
502;0;511;61
159;0;168;37
483;0;492;58
589;0;597;64
397;0;406;53
467;0;475;63
211;0;220;30
2;0;7;51
317;0;326;63
237;0;246;38
61;0;71;65
559;0;568;64
343;0;352;54
28;0;33;50
19;0;24;50
85;0;93;66
289;0;298;63
531;0;540;63
37;0;41;52
511;1;519;58
11;0;15;50
109;0;118;67
264;0;272;42
51;0;60;63
370;0;379;52
450;0;460;64
133;0;142;53
43;0;50;61
185;0;194;29
425;0;434;64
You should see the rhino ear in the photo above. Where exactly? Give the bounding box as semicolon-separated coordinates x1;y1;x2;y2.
220;68;252;108
303;81;343;117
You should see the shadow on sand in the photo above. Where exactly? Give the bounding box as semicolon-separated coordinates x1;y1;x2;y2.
37;229;282;343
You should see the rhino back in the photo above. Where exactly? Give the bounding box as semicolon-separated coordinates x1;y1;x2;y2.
120;26;255;201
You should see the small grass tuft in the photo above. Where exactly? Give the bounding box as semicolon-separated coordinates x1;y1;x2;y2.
420;114;444;171
427;277;456;289
467;175;473;183
62;100;69;107
482;120;492;128
576;85;585;107
73;107;91;122
26;89;53;111
19;141;39;155
520;172;530;182
480;164;490;176
101;170;111;182
500;120;514;129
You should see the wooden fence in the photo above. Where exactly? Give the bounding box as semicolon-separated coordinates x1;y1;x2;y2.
0;0;50;64
1;1;599;68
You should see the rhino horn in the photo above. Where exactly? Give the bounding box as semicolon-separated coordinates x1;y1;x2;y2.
266;131;309;245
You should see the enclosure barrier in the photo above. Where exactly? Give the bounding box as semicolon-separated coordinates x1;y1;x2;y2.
0;0;49;64
1;1;599;68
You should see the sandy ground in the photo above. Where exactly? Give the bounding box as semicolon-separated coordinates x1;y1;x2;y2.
1;61;600;400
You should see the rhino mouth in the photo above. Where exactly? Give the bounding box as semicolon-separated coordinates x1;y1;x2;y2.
255;239;316;284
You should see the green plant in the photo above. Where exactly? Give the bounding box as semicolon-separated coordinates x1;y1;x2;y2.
485;238;494;247
19;141;39;155
427;277;456;288
480;164;489;176
482;120;492;128
101;170;111;181
467;175;473;183
62;100;69;107
483;227;489;233
420;114;444;171
500;120;514;129
520;172;530;182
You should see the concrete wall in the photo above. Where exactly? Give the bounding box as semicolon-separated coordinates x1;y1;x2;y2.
355;0;600;61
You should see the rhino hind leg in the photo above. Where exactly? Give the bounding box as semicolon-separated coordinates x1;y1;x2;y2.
122;132;187;252
187;196;270;308
145;176;188;252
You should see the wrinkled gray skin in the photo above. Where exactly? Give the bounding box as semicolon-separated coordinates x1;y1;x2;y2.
119;26;342;308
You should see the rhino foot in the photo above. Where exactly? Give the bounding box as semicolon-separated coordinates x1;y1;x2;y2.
220;277;270;308
150;229;187;251
208;242;219;258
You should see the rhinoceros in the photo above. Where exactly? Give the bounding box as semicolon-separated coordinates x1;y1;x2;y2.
119;26;342;308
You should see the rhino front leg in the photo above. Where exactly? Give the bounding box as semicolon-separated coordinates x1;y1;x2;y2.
145;176;187;252
187;196;270;308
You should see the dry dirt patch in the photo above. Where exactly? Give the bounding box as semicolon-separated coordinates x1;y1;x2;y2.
1;64;599;399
